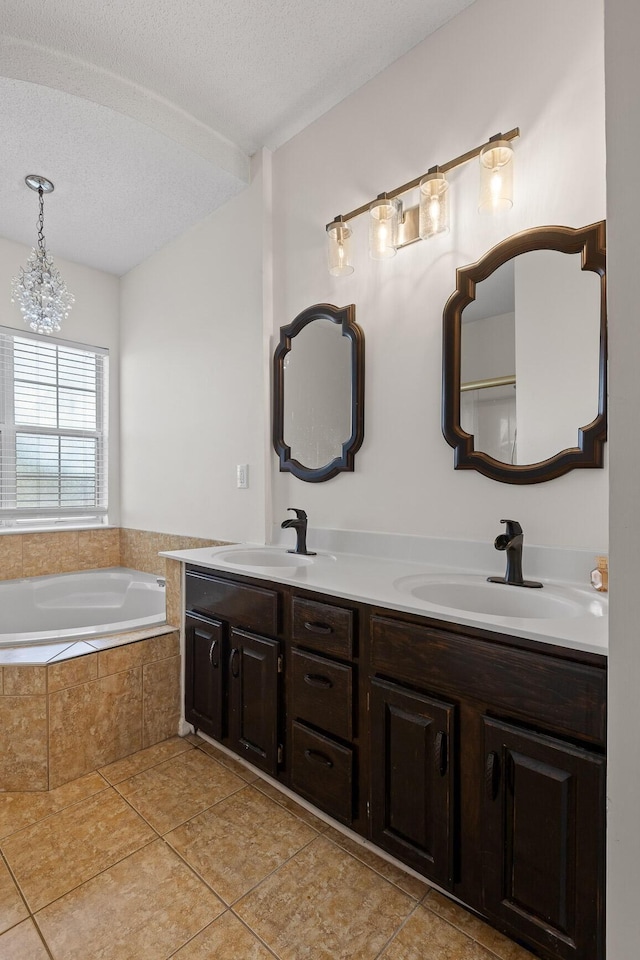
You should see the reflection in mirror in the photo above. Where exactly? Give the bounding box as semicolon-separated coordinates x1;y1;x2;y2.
443;222;606;484
460;252;601;464
273;303;365;482
283;319;352;469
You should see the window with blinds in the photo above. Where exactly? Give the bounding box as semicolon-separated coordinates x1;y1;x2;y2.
0;326;109;528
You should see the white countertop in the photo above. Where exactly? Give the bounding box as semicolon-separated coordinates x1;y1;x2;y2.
161;543;608;657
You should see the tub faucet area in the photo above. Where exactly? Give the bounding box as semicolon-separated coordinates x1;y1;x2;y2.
281;508;316;556
487;519;543;589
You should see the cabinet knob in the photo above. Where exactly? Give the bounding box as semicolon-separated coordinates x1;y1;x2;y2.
485;751;501;800
209;639;219;668
229;647;240;679
304;673;333;689
304;621;333;635
304;748;333;768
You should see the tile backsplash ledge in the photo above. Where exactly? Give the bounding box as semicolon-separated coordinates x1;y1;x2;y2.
0;528;229;581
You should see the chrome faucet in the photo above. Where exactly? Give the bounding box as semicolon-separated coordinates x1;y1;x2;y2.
487;519;542;588
281;508;316;556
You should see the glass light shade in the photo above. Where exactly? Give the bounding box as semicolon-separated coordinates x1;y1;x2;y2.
326;221;354;276
11;248;75;335
479;140;514;213
369;197;400;260
419;172;450;239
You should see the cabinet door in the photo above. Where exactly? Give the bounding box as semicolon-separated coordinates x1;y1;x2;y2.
370;678;455;887
482;717;605;960
228;629;280;776
184;614;225;741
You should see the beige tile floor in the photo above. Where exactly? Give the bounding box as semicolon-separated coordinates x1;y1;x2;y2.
0;734;536;960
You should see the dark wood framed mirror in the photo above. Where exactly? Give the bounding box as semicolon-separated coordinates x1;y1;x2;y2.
442;221;607;484
273;302;365;482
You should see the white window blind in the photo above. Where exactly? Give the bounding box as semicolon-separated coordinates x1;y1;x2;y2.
0;326;109;528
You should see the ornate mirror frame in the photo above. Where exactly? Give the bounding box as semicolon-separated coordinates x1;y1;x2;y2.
442;221;607;484
273;302;365;482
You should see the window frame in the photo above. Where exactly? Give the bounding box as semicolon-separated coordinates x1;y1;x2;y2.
0;326;109;529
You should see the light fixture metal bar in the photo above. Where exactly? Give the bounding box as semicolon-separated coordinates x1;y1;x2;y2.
460;374;516;393
327;127;520;229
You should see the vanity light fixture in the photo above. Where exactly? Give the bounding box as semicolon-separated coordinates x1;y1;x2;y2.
369;194;401;260
11;175;74;335
419;167;450;239
326;217;355;276
478;139;514;213
326;128;519;275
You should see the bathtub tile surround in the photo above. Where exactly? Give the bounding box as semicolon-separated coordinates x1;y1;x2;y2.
2;666;46;697
0;535;22;580
0;696;48;791
0;736;534;959
0;527;224;635
0;629;179;791
48;668;145;789
141;655;182;747
0;526;217;793
120;528;227;577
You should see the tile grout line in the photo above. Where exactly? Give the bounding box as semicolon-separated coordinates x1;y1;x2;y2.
30;835;159;919
2;789;157;915
99;735;194;786
372;898;424;959
320;829;429;904
420;897;529;960
114;765;248;836
229;907;284;960
0;774;112;843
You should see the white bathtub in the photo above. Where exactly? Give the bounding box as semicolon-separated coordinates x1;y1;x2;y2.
0;567;166;646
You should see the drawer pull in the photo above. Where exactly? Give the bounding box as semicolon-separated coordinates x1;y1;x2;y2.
209;639;219;668
304;621;333;636
229;647;240;679
434;730;448;776
485;751;501;800
303;673;333;689
304;748;334;768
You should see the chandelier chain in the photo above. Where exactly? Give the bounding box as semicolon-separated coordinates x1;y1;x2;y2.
37;186;46;253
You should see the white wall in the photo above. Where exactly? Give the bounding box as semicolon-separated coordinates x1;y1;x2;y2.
271;0;607;551
118;155;266;542
0;236;121;523
604;0;640;953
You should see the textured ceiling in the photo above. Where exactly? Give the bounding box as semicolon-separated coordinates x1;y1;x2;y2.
1;0;477;275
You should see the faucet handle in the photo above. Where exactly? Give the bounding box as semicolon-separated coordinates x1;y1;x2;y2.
286;508;308;521
499;519;523;538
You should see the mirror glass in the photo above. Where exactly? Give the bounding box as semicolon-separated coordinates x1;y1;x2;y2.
460;251;601;464
273;303;365;482
283;319;352;469
442;222;606;484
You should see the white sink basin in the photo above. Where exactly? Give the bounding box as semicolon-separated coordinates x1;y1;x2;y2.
393;575;601;621
214;547;330;569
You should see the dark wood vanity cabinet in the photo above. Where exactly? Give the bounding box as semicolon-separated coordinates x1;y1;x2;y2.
183;568;606;960
369;677;455;887
185;569;283;776
368;610;606;960
481;717;605;960
288;595;360;827
185;613;225;741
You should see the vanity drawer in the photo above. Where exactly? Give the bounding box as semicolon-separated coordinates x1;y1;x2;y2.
291;597;354;659
186;570;279;636
291;648;353;741
371;615;606;746
291;721;353;825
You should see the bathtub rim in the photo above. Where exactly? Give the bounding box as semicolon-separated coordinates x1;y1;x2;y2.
0;566;167;648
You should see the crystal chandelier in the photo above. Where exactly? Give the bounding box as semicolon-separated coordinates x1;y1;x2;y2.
11;175;74;336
